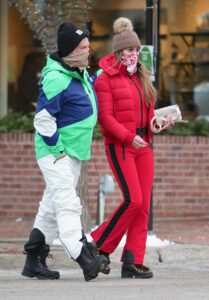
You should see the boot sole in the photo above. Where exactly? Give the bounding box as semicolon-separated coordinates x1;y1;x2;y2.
121;270;153;279
21;268;60;280
84;256;108;281
101;268;110;275
100;264;111;275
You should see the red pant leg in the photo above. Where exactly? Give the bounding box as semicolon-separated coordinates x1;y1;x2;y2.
121;146;154;264
91;143;153;255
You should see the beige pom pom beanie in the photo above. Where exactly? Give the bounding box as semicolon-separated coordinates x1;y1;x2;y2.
112;17;141;53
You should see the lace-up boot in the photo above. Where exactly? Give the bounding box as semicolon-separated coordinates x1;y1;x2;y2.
79;231;111;275
76;245;108;281
21;245;60;280
21;228;59;280
121;263;153;278
86;242;111;275
98;249;111;274
121;249;153;279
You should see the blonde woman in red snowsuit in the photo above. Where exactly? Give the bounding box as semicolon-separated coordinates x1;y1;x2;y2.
90;17;156;279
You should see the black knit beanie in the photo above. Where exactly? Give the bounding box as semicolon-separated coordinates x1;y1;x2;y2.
57;22;88;57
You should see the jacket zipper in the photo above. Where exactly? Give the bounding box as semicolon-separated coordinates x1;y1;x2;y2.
130;77;143;128
122;144;126;160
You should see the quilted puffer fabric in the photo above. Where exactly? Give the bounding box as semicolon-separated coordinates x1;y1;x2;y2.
94;53;155;146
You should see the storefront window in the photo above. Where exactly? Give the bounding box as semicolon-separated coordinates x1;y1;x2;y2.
8;6;45;114
89;0;146;73
6;0;209;120
159;0;209;119
8;1;147;115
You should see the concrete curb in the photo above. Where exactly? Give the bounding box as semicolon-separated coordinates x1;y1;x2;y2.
1;240;209;269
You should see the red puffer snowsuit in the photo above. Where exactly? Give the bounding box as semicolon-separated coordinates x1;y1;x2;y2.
91;53;155;264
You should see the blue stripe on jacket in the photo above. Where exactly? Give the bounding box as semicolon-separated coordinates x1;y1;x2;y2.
41;131;59;146
57;78;93;128
36;78;94;146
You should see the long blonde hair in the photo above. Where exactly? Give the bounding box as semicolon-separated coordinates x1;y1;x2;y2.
138;62;156;105
115;51;156;105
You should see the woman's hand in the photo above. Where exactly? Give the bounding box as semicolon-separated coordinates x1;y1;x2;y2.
163;118;175;131
132;135;148;149
166;119;175;130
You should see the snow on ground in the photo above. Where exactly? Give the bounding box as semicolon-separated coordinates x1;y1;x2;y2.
53;229;172;248
85;232;171;248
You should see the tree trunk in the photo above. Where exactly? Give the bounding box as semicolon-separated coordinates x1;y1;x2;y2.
77;162;92;232
8;0;93;53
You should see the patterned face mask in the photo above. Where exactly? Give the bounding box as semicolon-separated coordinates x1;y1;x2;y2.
121;53;139;75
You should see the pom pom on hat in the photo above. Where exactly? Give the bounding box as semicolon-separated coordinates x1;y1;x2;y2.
113;17;133;34
112;17;141;53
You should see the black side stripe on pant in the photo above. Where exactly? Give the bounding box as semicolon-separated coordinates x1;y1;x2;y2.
96;144;131;248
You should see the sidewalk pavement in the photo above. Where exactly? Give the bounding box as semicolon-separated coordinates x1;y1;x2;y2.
1;218;209;300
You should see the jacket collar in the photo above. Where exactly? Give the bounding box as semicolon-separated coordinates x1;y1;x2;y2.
98;53;120;76
99;53;139;78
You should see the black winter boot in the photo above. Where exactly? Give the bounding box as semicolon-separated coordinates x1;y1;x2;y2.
24;228;45;250
121;263;153;278
76;245;108;281
21;228;60;280
80;231;111;275
99;250;111;275
121;250;153;279
86;242;111;275
21;245;60;280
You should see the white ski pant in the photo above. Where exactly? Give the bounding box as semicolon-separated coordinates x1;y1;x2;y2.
33;154;83;259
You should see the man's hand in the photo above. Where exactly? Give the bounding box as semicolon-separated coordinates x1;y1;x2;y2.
132;135;148;149
53;152;67;164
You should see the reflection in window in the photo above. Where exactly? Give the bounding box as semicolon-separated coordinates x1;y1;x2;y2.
89;0;146;74
16;51;45;114
159;0;209;119
8;6;45;115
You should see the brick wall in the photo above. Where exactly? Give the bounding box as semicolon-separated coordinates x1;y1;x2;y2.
152;135;209;219
0;133;209;223
0;134;43;219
